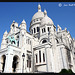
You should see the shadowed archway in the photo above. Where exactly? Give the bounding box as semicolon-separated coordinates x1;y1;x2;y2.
1;55;6;72
12;55;19;72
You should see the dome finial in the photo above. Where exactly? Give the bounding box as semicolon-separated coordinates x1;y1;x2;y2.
13;20;15;23
22;19;26;24
44;9;47;16
38;4;41;12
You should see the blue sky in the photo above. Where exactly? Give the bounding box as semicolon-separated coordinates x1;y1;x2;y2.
0;2;75;47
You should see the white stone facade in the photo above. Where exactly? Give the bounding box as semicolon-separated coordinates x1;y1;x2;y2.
0;4;75;73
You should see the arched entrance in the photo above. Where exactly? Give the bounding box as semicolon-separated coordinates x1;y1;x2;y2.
1;55;6;72
12;55;20;73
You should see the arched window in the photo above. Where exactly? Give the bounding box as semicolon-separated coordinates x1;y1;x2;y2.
42;40;47;43
17;36;19;39
27;55;31;68
34;28;36;33
48;27;50;32
42;28;46;33
36;54;38;63
39;51;41;63
56;39;59;43
37;27;39;32
27;60;28;67
32;30;33;34
44;28;46;32
11;41;15;44
17;41;19;47
2;55;6;72
43;53;45;62
12;55;19;72
28;39;29;44
30;41;31;45
12;24;14;28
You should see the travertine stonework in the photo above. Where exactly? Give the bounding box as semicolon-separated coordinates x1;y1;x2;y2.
0;4;75;73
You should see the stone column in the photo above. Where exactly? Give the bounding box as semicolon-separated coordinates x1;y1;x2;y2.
0;57;2;72
4;45;13;73
45;44;55;72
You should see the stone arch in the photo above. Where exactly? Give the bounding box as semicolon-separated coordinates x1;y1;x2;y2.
12;55;20;73
40;38;48;44
1;55;6;72
42;40;47;43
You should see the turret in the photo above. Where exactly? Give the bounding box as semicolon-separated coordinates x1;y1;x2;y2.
57;24;62;32
20;19;26;30
10;20;18;34
19;19;26;48
1;30;8;49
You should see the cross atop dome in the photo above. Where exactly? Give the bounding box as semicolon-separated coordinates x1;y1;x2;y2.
38;4;41;12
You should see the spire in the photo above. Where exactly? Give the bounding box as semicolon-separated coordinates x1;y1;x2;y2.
38;4;41;12
73;37;74;40
65;27;67;31
21;19;26;24
44;9;47;16
68;31;69;34
13;20;15;23
4;30;8;35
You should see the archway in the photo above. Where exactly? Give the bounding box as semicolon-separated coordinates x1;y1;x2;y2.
12;55;19;72
1;55;6;72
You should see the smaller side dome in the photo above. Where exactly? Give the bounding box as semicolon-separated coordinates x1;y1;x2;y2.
41;9;54;25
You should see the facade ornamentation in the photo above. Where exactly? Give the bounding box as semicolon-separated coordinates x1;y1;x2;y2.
0;4;75;73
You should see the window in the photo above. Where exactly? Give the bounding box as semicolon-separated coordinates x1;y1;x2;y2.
30;41;31;45
44;28;46;32
43;53;45;62
56;39;59;43
42;28;46;33
27;59;31;68
42;40;47;43
28;39;29;44
37;19;38;21
39;51;41;63
32;30;33;34
27;60;28;67
29;60;31;68
11;41;15;44
42;29;43;33
36;54;38;63
48;27;50;32
37;27;39;32
17;36;19;38
7;40;8;43
34;28;36;33
17;41;19;47
12;24;14;27
34;20;35;22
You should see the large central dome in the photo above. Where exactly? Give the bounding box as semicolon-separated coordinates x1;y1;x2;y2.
32;12;44;21
31;4;44;21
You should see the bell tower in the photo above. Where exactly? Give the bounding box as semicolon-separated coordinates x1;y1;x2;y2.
19;19;26;48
